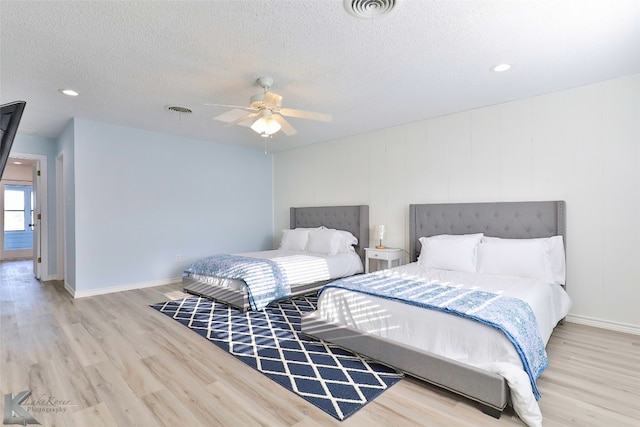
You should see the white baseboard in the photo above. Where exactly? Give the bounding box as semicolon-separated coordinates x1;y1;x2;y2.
66;277;182;299
565;314;640;336
64;281;74;297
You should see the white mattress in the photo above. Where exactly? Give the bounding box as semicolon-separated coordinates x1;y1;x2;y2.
192;249;363;292
309;263;572;426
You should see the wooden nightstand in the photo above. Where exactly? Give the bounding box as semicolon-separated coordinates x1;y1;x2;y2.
364;247;403;273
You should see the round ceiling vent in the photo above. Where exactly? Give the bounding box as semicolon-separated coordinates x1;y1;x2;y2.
164;105;193;114
344;0;399;19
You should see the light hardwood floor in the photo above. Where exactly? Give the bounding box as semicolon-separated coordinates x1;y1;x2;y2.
1;260;638;426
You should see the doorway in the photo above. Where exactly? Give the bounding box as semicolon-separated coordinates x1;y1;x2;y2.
1;153;47;279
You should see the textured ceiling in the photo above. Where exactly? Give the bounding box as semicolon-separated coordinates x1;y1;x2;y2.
1;1;638;152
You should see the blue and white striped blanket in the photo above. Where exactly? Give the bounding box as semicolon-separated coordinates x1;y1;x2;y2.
321;274;549;399
184;254;290;311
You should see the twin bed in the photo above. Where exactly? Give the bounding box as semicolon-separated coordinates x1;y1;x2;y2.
183;205;369;311
182;201;570;427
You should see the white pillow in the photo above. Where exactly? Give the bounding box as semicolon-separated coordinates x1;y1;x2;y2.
329;229;358;253
477;236;566;284
545;236;566;284
418;233;484;272
279;228;314;252
306;229;344;255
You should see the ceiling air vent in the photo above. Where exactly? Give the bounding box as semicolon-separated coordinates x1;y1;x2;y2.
344;0;399;19
164;105;193;114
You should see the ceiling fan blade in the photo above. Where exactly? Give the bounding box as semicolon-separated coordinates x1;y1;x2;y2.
273;114;297;136
214;108;249;122
279;108;332;122
203;102;253;110
262;91;283;108
225;112;260;127
214;109;259;127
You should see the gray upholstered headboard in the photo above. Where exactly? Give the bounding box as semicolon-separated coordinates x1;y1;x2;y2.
409;201;566;263
290;205;369;262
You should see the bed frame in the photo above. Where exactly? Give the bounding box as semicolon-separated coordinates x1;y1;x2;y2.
301;200;566;418
183;205;369;310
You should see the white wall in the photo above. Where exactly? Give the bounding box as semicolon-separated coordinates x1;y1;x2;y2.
274;74;640;333
69;119;273;296
2;163;33;181
56;121;76;290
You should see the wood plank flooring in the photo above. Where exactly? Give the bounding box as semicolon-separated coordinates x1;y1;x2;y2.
1;260;638;426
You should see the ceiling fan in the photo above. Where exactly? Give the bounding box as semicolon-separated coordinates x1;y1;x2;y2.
206;77;332;137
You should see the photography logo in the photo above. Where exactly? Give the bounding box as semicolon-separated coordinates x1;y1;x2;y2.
3;390;40;425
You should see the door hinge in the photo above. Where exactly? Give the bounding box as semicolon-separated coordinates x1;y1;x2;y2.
37;170;41;176
37;213;41;220
37;257;41;263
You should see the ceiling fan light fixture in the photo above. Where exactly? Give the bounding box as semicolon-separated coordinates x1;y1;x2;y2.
264;119;281;135
209;76;327;138
251;114;281;136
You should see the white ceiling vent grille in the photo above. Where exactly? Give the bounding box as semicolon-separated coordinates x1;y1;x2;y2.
165;105;193;114
344;0;399;19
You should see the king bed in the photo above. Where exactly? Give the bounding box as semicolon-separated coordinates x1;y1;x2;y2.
301;201;571;427
183;205;369;311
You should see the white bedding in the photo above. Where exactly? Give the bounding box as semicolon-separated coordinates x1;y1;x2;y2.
192;249;363;292
309;263;572;427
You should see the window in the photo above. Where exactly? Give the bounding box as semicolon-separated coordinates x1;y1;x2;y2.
4;189;26;231
3;185;34;251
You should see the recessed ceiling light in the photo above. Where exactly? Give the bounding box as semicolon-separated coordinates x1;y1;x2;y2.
492;63;512;72
59;89;79;96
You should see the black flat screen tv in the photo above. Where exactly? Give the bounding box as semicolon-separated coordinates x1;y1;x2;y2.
0;101;27;179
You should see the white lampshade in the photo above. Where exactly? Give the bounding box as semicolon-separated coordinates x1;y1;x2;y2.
374;225;386;239
263;118;281;135
251;110;282;136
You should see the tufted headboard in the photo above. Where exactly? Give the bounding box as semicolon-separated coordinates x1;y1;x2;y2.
409;201;566;263
290;205;369;263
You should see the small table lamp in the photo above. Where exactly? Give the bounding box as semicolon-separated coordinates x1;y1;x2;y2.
374;225;386;249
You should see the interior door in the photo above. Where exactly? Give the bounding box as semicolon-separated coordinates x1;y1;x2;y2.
31;161;41;279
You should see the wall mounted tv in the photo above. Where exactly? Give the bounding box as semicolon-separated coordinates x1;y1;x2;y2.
0;101;27;179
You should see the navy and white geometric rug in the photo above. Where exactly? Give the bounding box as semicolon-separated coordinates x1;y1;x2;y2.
150;295;403;421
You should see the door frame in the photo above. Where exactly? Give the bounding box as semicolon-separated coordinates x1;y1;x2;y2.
56;153;65;282
4;152;48;279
